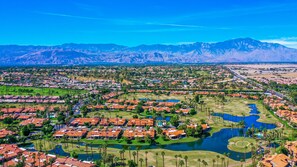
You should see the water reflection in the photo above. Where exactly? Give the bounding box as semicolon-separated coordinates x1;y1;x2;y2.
30;104;276;161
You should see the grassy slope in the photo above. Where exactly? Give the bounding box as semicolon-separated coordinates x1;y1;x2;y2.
0;85;86;96
52;141;241;167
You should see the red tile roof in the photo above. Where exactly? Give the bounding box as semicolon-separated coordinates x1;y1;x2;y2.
19;118;46;127
87;128;121;139
70;118;100;126
127;118;154;127
0;129;16;138
123;127;155;139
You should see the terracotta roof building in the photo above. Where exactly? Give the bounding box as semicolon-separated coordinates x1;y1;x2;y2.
53;128;88;139
99;118;126;126
70;118;100;126
123;127;155;139
0;129;16;138
260;154;289;167
53;157;95;167
127;118;154;127
163;128;186;140
19;118;46;127
87;128;122;139
0;144;25;162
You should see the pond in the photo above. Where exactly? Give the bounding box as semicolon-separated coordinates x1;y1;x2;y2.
139;98;180;103
212;113;276;130
147;116;171;122
24;144;101;161
156;99;180;103
248;104;260;115
49;145;102;161
29;103;276;162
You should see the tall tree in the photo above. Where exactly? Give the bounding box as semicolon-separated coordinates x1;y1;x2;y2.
132;151;136;163
155;153;159;167
161;151;165;167
139;158;144;167
184;156;188;167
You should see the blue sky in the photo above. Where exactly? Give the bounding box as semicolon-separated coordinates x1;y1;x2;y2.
1;0;297;48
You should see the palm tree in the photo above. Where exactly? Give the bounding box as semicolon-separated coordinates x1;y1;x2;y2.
122;146;126;160
136;146;141;164
145;157;148;167
179;160;185;167
212;159;215;167
132;151;136;162
155;153;159;167
202;160;208;167
216;155;220;167
119;150;123;159
119;150;123;161
226;153;230;167
184;156;188;167
200;100;204;112
145;151;148;167
161;151;165;167
221;157;225;167
198;159;201;167
175;155;178;167
139;158;144;167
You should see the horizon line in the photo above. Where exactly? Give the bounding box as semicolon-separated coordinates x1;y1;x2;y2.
0;37;283;46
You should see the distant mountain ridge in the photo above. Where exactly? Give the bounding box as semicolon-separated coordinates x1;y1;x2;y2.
0;38;296;65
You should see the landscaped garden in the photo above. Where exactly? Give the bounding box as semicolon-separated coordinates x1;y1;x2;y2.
227;137;257;153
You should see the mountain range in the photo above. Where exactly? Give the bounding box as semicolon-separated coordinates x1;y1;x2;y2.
0;38;296;65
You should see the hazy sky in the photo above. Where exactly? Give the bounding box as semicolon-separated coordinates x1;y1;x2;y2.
1;0;297;48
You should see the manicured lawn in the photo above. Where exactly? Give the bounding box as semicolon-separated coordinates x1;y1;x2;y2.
118;93;193;101
60;143;241;167
227;137;257;153
118;93;277;124
0;103;65;108
155;136;199;145
80;138;151;146
0;85;86;96
32;139;57;151
202;96;278;124
56;136;200;146
33;139;245;167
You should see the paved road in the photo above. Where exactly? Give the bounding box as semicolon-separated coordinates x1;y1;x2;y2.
73;101;83;115
226;67;286;99
226;67;263;88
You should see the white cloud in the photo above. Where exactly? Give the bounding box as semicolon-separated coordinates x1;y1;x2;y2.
261;37;297;49
32;11;229;31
